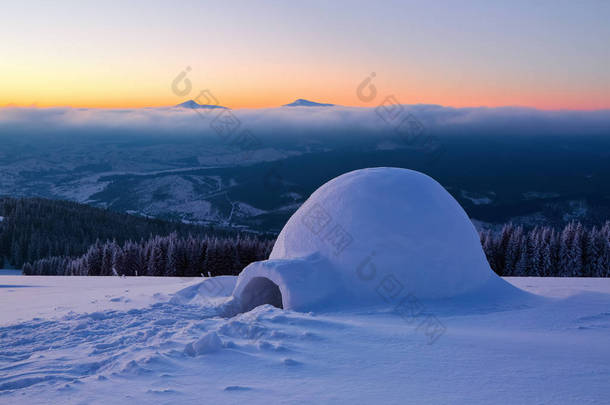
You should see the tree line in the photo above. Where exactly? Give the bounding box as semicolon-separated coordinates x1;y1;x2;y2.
23;233;274;277
480;221;610;277
23;221;610;278
5;197;609;277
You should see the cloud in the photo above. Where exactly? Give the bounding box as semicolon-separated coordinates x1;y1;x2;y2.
1;105;609;143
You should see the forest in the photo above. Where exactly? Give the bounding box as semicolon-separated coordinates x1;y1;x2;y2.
0;197;268;268
481;222;610;277
22;232;273;277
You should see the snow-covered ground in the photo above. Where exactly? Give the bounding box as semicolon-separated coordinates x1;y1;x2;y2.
0;275;609;404
0;269;21;276
0;274;196;324
2;168;608;403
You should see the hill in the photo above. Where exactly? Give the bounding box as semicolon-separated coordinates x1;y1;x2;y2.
0;197;260;268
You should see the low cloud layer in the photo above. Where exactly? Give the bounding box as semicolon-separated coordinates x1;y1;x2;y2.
1;105;609;142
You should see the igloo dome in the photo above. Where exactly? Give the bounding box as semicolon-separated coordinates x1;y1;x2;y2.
232;167;507;312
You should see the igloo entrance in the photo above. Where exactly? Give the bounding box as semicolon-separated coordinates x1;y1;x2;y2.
238;277;284;312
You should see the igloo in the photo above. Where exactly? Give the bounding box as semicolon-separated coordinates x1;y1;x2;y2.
232;167;511;312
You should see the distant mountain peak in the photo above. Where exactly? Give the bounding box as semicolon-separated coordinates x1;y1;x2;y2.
175;100;227;109
282;98;335;107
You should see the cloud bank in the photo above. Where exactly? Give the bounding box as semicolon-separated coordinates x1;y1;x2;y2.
1;105;609;142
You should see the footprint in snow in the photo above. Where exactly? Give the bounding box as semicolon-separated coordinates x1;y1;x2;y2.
224;385;252;392
282;358;301;366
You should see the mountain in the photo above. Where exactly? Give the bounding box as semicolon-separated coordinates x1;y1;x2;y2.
282;98;335;107
175;100;227;109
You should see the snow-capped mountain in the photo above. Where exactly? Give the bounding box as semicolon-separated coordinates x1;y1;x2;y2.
175;100;227;109
282;98;335;107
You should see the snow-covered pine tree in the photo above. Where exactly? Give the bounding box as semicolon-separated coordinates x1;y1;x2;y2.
165;233;179;277
147;237;168;276
496;224;515;275
504;226;524;276
86;240;103;276
570;223;585;277
204;238;228;276
100;242;116;276
539;227;554;277
558;223;576;277
22;262;33;275
529;227;542;276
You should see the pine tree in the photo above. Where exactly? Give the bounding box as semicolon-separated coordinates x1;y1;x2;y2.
147;237;167;276
558;223;575;276
496;224;514;275
539;227;554;277
570;223;585;277
504;226;524;276
86;241;103;276
101;243;116;276
166;235;179;277
204;238;221;276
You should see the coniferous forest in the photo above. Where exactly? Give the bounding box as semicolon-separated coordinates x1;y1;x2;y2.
1;197;609;277
22;233;274;277
480;222;610;277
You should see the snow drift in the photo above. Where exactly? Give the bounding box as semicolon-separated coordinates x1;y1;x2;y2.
232;167;515;312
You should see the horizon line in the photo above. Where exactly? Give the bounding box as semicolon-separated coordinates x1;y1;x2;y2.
2;101;610;113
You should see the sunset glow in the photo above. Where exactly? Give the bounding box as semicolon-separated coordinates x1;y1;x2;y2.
2;0;609;110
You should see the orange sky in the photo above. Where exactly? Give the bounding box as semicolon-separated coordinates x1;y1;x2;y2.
1;1;609;110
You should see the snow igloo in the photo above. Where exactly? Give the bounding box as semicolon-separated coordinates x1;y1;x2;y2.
232;167;506;312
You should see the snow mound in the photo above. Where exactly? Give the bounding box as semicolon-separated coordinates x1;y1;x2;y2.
233;168;513;311
184;332;223;356
170;276;236;306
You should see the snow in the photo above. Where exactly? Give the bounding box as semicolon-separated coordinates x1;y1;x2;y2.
461;190;494;205
0;276;200;325
522;191;560;200
0;275;610;404
170;276;237;306
184;331;223;356
233;168;515;312
0;269;22;276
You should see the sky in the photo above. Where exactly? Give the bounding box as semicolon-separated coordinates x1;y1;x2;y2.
1;0;609;110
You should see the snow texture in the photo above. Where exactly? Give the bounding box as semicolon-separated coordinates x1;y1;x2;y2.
1;275;610;404
170;276;237;307
184;331;223;356
233;168;515;311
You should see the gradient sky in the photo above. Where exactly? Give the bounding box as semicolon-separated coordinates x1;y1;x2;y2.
1;0;609;109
